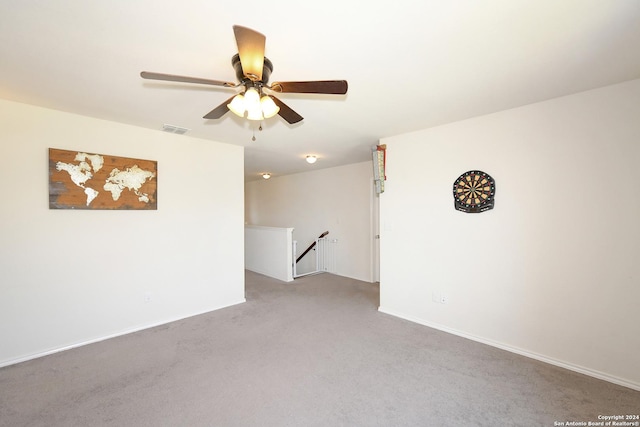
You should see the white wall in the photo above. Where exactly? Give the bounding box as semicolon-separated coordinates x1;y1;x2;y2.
245;225;294;282
0;100;245;366
379;79;640;390
245;161;375;282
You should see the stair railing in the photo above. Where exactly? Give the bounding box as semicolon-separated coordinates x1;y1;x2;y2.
296;231;329;263
292;231;329;278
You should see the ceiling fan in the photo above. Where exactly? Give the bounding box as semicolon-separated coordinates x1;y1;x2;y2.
140;25;348;124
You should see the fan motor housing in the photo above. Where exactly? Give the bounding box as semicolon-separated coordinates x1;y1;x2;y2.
232;53;273;84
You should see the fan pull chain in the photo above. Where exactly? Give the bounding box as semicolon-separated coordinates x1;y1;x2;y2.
251;122;264;141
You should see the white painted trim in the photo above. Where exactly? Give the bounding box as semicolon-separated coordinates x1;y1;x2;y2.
378;306;640;392
0;299;246;369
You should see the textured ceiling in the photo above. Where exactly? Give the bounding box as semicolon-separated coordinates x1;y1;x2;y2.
1;1;639;181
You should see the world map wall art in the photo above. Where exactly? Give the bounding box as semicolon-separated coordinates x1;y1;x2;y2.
49;148;157;210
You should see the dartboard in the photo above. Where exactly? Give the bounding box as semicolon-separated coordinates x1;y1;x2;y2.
453;170;495;213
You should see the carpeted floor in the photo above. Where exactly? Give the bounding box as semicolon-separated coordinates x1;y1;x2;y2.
1;271;638;426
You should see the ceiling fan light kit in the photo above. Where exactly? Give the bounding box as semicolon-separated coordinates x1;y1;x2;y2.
141;25;348;126
228;87;280;121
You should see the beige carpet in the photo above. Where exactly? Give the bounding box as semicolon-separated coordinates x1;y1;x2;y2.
1;271;638;426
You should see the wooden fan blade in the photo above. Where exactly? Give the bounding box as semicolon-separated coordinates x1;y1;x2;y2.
203;95;236;119
271;96;303;124
202;95;236;119
270;80;348;94
233;25;266;82
141;71;235;87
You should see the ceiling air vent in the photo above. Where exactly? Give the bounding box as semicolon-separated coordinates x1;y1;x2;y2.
162;124;189;135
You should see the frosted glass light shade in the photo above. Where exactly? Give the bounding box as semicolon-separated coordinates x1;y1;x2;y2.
247;106;264;121
261;95;280;118
306;155;317;164
244;87;263;120
227;94;245;117
244;87;260;104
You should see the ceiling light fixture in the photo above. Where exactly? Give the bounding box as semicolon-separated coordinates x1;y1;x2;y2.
262;173;271;179
228;85;280;121
306;155;317;164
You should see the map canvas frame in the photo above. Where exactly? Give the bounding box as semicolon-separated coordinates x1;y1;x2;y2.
49;148;157;210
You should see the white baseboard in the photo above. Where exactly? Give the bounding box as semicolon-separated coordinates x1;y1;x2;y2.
0;299;246;369
378;306;640;392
